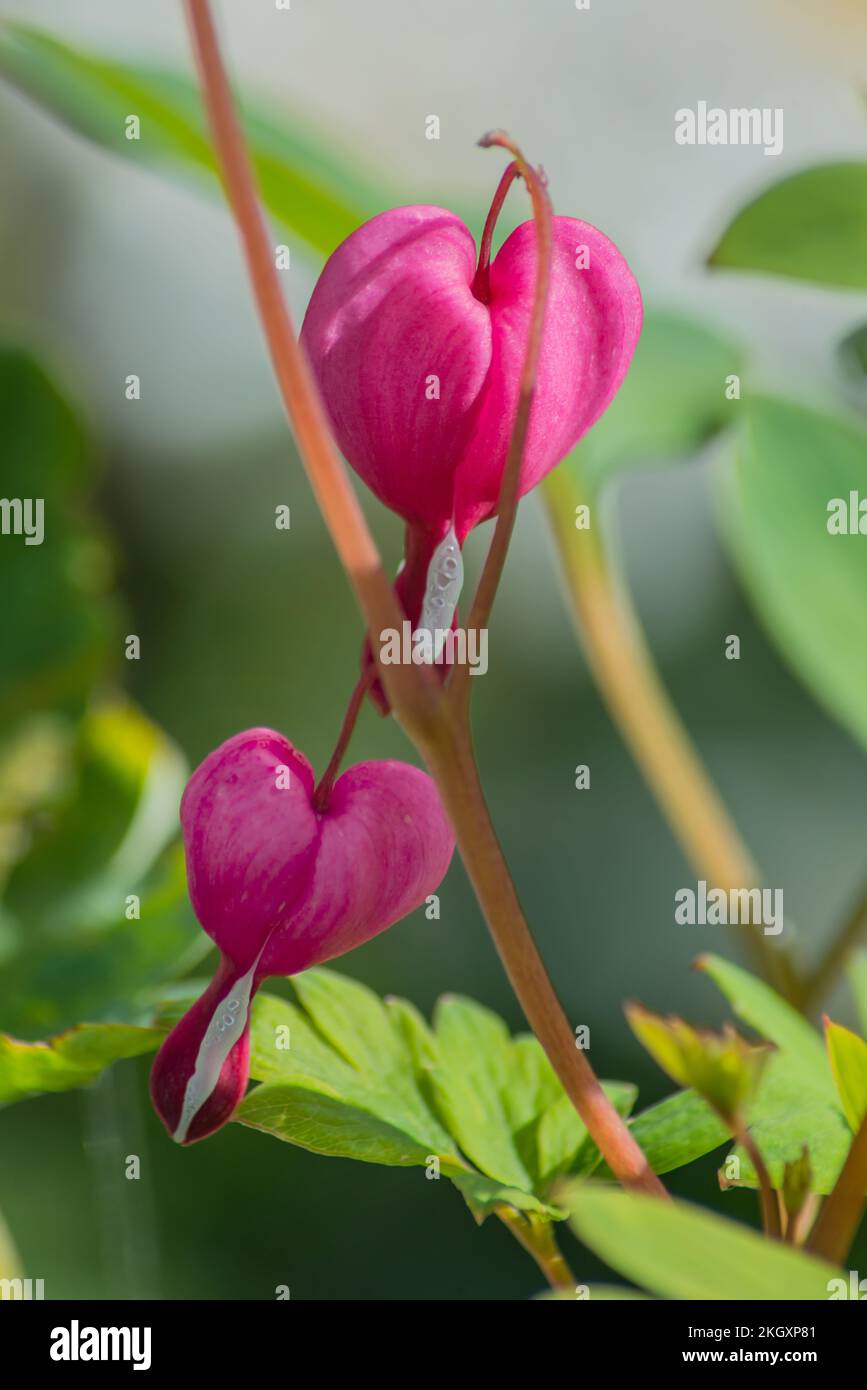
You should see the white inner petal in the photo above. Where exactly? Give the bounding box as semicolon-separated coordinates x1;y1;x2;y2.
415;523;463;662
173;949;264;1143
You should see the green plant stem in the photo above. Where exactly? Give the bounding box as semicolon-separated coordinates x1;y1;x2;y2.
807;1111;867;1264
542;469;802;1005
184;0;667;1201
801;879;867;1013
496;1209;576;1292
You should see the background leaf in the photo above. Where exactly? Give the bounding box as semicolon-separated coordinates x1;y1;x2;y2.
557;310;743;497
825;1019;867;1132
0;347;116;734
567;1187;841;1299
697;954;829;1083
0;844;203;1036
708;164;867;290
0;22;384;257
3;697;186;937
699;955;851;1193
718;396;867;754
0;1021;160;1105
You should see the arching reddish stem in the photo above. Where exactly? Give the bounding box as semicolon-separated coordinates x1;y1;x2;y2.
471;159;519;303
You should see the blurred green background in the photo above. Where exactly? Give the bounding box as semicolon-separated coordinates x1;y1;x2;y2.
1;0;866;1298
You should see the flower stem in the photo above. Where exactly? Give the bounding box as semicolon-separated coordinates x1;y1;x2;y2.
542;468;802;1005
425;714;667;1197
183;0;438;740
471;160;519;302
738;1127;782;1240
807;1110;867;1265
451;135;552;719
184;0;666;1202
496;1209;576;1292
312;669;373;810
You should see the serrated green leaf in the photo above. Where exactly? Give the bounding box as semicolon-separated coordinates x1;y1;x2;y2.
429;995;533;1191
0;23;383;257
385;995;440;1074
291;969;453;1153
697;953;831;1089
236;1078;444;1167
626;1004;770;1124
718;396;867;754
448;1171;563;1221
708;163;867;290
698;955;849;1194
564;310;744;493
567;1187;842;1300
0;1021;160;1105
724;1053;851;1195
825;1019;867;1133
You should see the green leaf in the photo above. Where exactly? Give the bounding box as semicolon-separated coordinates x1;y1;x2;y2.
428;995;535;1191
595;1089;731;1179
3;697;186;936
626;1003;769;1123
724;1053;851;1195
698;955;850;1194
708;163;867;290
0;348;116;733
536;1083;638;1184
0;1021;160;1105
236;980;570;1217
236;1079;443;1168
291;970;454;1154
825;1019;867;1132
0;843;204;1036
697;953;830;1087
0;23;383;257
719;397;867;754
567;1187;842;1299
446;1172;562;1220
560;310;743;495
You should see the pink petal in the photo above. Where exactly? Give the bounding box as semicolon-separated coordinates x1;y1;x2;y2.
260;757;455;974
453;217;643;534
180;728;320;968
300;205;491;528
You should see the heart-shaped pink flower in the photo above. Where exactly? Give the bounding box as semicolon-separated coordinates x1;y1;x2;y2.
150;729;454;1143
300;200;642;705
301;206;642;544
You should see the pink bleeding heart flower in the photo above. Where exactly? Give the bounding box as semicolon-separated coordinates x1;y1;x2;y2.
300;197;643;647
150;728;454;1144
